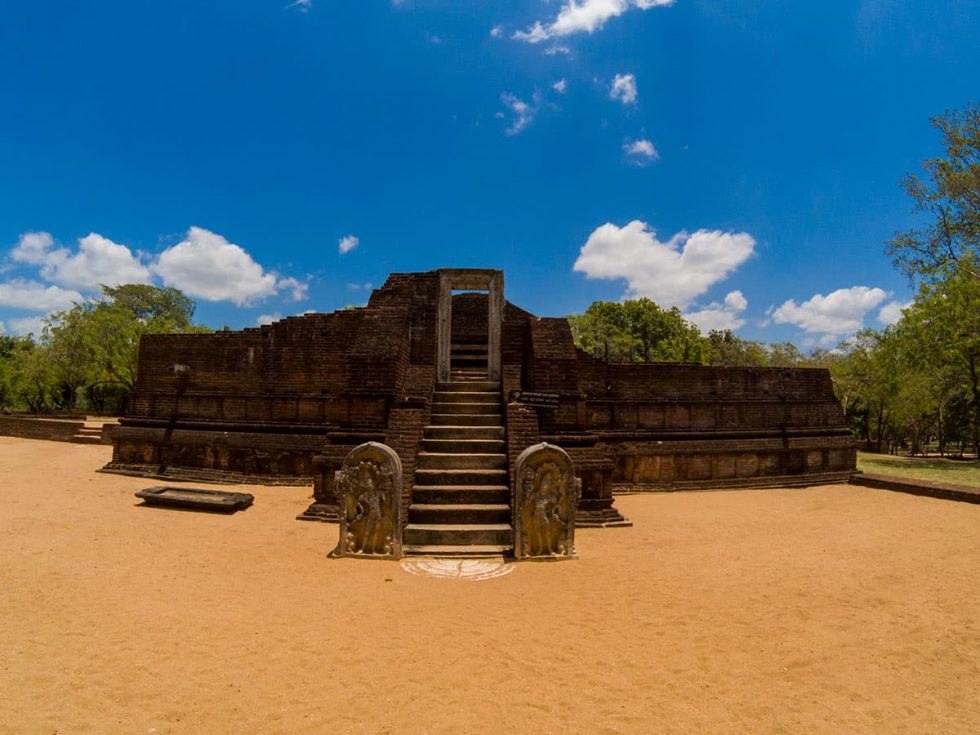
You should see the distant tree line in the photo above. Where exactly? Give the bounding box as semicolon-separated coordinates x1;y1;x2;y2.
567;298;811;367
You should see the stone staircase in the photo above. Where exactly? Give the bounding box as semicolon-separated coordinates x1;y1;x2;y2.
403;342;512;556
449;336;489;375
72;417;114;445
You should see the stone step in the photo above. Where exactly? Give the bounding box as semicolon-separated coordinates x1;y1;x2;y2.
70;435;105;445
429;413;501;427
451;341;488;350
421;438;505;454
430;402;499;415
403;523;513;547
414;468;508;486
437;381;500;392
402;544;512;557
408;503;511;524
433;391;500;404
416;452;506;470
424;425;504;440
412;485;510;504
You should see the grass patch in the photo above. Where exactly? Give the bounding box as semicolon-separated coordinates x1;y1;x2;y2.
857;452;980;489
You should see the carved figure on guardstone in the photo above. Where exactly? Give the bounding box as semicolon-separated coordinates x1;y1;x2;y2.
332;442;403;559
514;443;581;560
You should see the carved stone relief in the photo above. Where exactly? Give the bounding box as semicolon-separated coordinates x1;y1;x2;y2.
332;442;403;559
514;443;581;560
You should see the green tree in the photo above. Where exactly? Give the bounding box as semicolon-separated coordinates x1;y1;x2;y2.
705;330;769;367
42;284;210;412
887;102;980;282
831;329;902;451
0;335;31;410
902;271;980;455
5;339;55;413
568;299;707;363
767;341;806;367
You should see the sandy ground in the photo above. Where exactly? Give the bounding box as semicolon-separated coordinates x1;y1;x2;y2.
1;436;979;734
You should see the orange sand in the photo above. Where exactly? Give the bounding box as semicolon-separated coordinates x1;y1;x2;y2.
1;435;979;734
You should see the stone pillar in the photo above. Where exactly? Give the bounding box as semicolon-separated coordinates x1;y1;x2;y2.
331;442;403;559
437;273;453;383
487;270;503;382
513;442;580;561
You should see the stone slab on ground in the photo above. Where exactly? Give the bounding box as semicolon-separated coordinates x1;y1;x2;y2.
850;472;980;504
135;486;254;512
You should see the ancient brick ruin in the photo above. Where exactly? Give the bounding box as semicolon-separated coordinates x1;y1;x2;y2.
104;268;856;555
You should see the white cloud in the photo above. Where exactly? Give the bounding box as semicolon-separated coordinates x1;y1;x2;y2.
5;315;47;337
347;282;373;291
499;93;538;136
552;79;567;94
544;44;572;56
878;299;911;325
257;313;282;326
490;25;503;38
288;0;312;12
610;73;638;105
338;235;359;254
685;290;748;332
47;233;151;291
153;227;279;306
574;221;756;309
623;138;658;165
514;0;673;43
772;286;889;336
0;279;83;312
10;231;55;265
6;227;307;309
11;231;150;291
277;276;308;301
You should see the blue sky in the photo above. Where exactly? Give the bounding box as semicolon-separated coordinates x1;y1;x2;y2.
1;0;978;347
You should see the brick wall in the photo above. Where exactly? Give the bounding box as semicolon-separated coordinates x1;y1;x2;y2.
105;272;442;484
520;316;856;490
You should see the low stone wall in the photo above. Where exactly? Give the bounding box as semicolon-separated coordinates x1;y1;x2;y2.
850;473;980;504
0;415;89;443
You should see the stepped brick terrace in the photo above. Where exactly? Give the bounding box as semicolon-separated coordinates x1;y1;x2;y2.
103;268;856;556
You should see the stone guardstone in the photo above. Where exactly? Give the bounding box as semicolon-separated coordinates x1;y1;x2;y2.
513;442;581;561
331;442;403;559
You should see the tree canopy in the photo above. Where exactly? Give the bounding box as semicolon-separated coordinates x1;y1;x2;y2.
568;298;706;363
887;103;980;282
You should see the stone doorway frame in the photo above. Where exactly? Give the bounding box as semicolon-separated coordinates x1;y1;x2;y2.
437;269;504;383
